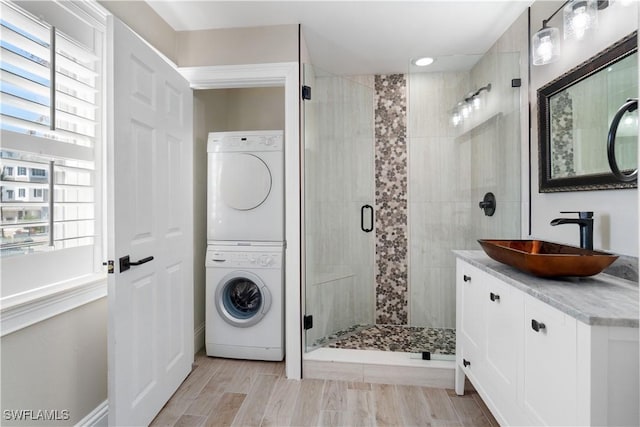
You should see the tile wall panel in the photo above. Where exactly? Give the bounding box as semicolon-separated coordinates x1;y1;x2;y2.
374;74;408;325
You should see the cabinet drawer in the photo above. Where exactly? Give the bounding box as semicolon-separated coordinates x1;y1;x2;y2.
523;295;577;426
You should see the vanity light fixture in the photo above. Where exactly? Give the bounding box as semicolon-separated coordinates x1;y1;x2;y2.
413;57;435;67
450;83;492;127
532;0;611;66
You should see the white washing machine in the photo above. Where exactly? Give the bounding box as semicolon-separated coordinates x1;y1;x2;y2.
207;130;283;243
205;243;284;361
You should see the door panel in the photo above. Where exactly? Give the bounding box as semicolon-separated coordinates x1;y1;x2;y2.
108;16;193;427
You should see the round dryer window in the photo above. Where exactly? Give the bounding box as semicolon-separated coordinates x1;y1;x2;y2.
220;153;272;210
215;271;272;327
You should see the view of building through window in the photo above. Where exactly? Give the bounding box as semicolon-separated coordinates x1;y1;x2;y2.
0;1;100;257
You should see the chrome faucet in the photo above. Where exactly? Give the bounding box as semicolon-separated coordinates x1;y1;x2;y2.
550;211;594;250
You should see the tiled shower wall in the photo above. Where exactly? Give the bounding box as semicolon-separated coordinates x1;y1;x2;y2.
374;74;408;325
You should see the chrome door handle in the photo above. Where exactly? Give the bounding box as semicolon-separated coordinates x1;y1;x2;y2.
119;255;154;273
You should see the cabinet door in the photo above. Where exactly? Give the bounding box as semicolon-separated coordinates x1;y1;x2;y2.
523;295;577;426
484;276;523;402
456;260;486;377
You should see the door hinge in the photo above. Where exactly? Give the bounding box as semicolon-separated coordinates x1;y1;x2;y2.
103;260;114;274
302;85;312;100
303;315;313;330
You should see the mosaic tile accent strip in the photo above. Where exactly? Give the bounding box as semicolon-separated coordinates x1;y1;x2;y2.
550;91;576;178
317;324;456;355
374;74;408;325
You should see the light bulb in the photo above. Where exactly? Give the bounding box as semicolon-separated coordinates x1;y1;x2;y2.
452;112;462;126
571;6;591;39
537;36;554;62
564;0;597;40
472;96;481;110
532;27;560;65
461;103;471;118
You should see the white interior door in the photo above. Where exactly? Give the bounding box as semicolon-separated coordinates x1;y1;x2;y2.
107;17;194;427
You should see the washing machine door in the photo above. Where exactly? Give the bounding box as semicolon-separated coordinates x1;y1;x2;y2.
215;270;272;327
219;153;272;211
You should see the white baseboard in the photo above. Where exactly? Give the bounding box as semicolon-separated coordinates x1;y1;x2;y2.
75;400;108;427
194;322;205;354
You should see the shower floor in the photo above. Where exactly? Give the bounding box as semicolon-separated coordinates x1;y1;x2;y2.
311;324;456;355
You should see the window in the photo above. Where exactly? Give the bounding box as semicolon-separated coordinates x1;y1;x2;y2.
1;0;102;260
0;0;105;304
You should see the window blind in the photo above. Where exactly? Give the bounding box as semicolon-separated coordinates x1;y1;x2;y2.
0;0;99;257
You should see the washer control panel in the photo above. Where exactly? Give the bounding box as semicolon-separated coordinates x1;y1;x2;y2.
207;250;282;268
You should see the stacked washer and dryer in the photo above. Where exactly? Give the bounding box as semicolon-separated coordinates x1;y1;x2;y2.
205;130;284;361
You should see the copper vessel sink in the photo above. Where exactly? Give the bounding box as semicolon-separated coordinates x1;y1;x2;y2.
478;239;618;278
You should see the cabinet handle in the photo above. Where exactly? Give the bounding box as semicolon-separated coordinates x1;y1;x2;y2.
531;319;546;332
463;275;471;282
489;292;500;302
463;359;471;367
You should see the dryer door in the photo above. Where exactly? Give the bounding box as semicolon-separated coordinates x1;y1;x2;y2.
215;271;272;327
219;153;272;211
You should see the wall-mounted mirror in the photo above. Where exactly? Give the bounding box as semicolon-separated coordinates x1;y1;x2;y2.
538;31;638;192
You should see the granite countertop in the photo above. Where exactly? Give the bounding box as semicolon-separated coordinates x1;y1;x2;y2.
454;250;639;328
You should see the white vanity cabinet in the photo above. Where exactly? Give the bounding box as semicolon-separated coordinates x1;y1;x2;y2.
455;254;639;427
455;259;526;424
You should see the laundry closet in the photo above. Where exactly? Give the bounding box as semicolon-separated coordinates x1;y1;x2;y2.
193;87;285;357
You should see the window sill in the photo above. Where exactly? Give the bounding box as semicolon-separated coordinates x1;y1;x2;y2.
0;272;107;337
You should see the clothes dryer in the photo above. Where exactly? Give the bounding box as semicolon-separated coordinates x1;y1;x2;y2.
205;243;284;361
207;130;283;243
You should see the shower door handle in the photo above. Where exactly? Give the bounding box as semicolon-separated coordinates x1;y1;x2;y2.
361;204;374;233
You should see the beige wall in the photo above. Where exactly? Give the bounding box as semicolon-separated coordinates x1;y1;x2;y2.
0;298;108;426
101;3;298;68
529;0;639;256
193;88;285;351
176;25;298;67
99;1;178;63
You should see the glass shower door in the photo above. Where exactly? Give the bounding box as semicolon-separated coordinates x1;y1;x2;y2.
302;64;375;352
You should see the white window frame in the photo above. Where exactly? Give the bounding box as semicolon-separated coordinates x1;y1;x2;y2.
0;0;108;336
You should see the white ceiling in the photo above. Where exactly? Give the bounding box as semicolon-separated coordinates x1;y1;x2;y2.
147;1;532;76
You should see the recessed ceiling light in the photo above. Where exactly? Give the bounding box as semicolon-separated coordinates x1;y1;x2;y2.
414;57;435;67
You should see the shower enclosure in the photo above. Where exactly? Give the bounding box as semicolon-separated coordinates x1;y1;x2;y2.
302;21;525;360
303;66;376;352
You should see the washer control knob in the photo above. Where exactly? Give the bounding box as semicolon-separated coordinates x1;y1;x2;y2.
265;137;275;146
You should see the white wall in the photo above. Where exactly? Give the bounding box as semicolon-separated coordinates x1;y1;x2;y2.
530;0;639;256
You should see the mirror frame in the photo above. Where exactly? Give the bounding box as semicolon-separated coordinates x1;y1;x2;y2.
538;31;638;192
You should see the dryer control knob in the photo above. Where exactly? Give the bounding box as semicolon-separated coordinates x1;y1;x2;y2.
265;137;275;146
259;255;273;266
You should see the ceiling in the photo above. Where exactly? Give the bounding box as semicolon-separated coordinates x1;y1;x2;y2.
147;1;532;76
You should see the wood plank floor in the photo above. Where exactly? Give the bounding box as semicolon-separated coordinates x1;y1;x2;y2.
151;353;498;427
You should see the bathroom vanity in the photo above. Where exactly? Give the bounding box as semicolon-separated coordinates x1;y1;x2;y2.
454;251;639;427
